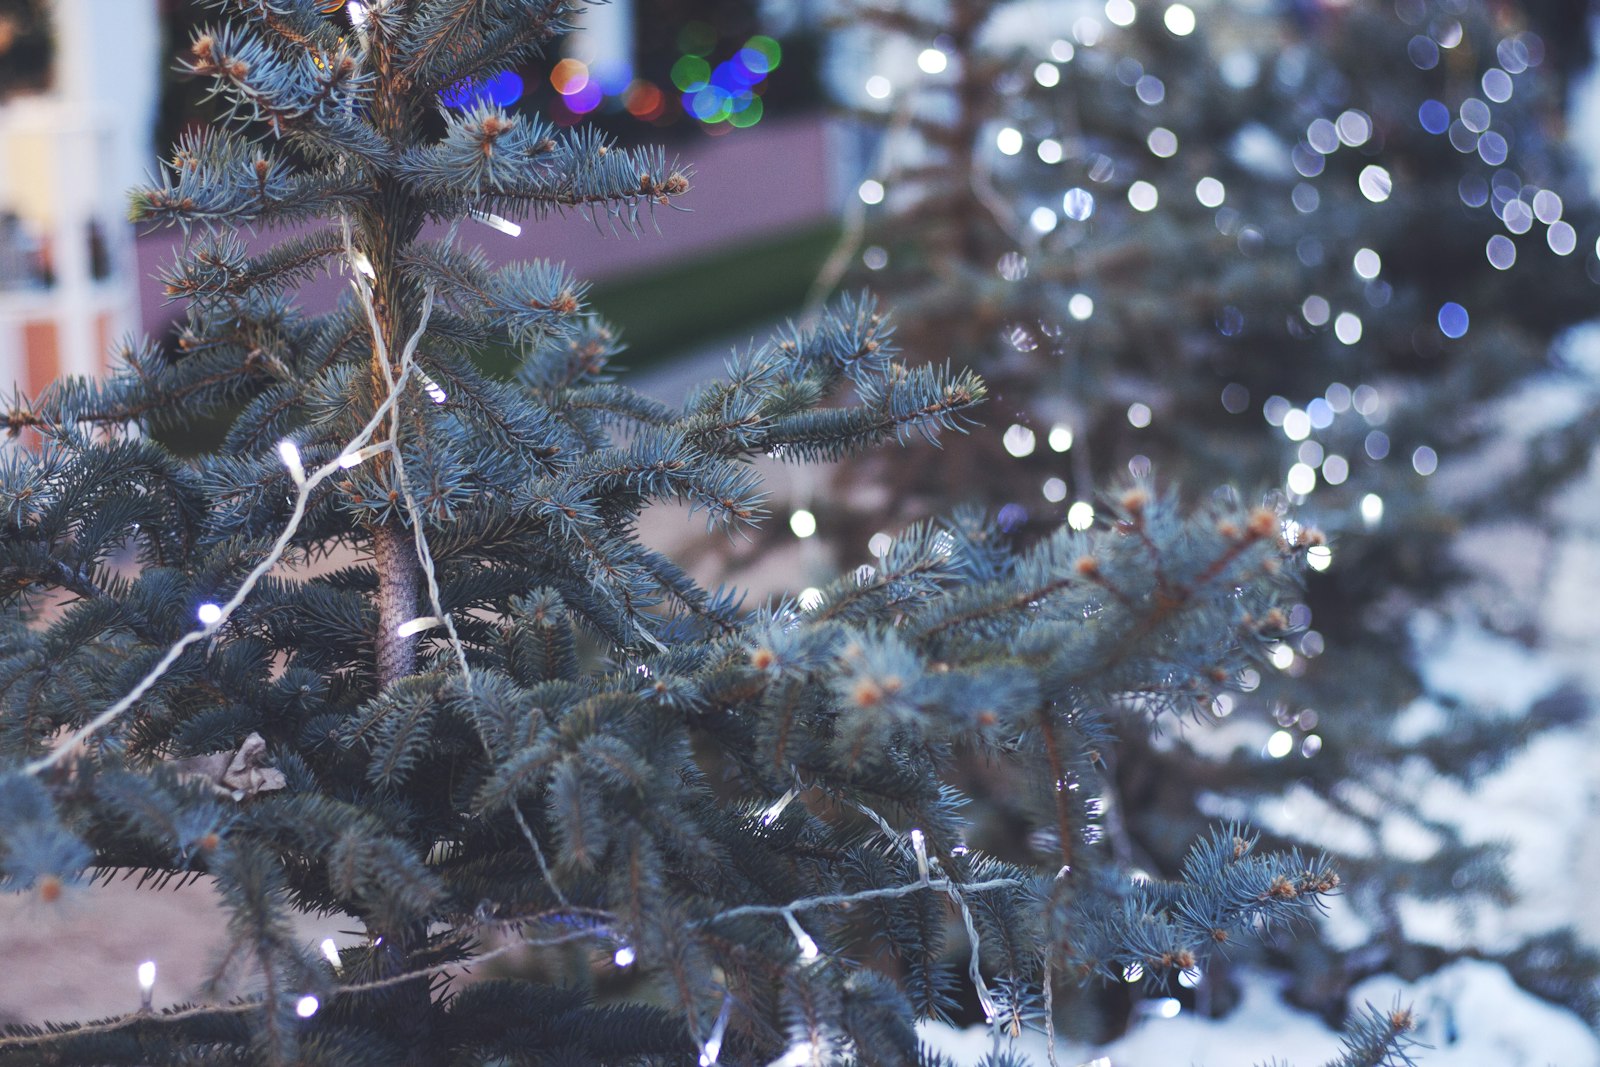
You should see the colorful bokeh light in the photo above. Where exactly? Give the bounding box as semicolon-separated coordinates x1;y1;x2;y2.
673;35;780;128
439;69;524;109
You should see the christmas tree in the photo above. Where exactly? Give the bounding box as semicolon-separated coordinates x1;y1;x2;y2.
825;0;1600;1033
0;1;1412;1064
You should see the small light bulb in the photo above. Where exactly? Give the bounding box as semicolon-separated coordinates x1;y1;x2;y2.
295;995;320;1018
351;251;376;279
613;945;636;968
320;938;341;969
197;603;223;626
417;370;448;404
789;509;817;539
396;616;443;638
137;961;156;992
277;439;305;483
469;210;522;237
909;828;929;881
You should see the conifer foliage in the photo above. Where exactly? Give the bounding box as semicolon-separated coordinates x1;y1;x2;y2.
0;2;1401;1064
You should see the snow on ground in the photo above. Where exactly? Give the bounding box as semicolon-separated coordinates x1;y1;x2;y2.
924;961;1600;1066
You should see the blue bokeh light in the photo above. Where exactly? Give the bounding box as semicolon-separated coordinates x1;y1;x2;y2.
440;69;524;109
1438;301;1470;338
1418;99;1449;135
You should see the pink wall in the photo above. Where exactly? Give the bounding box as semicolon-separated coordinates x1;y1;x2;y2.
133;115;836;338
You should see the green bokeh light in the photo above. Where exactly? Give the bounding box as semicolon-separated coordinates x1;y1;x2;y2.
670;55;710;92
744;35;782;70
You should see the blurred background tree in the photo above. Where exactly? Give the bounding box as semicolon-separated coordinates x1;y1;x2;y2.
816;0;1600;1040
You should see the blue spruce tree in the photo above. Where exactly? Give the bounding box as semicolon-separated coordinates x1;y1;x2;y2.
1;2;1410;1064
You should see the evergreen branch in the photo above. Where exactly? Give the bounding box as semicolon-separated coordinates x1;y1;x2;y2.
21;302;433;777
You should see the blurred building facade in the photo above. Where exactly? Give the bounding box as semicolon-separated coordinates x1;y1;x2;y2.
0;0;160;396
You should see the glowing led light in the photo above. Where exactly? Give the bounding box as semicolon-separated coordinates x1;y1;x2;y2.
613;945;636;968
1179;966;1202;988
1105;0;1136;25
396;616;443;638
1459;98;1490;134
1301;295;1330;326
1067;502;1095;530
1030;206;1058;233
1286;463;1316;496
1360;493;1384;527
1302;735;1323;757
867;532;893;557
295;995;319;1018
469;211;521;237
277;439;305;483
1127;180;1159;212
1123;962;1145;983
1147;127;1178;157
909;827;929;881
1051;39;1076;62
338;443;386;469
1068;293;1094;320
858;179;884;205
1034;62;1060;87
1412;446;1438;476
1502;199;1533;235
351;251;375;279
1322;454;1349;486
1307;545;1332;571
1353;248;1381;280
1048;425;1074;452
1003;424;1037;457
551;58;591;95
1063;187;1095;220
1042;477;1067;502
916;48;948;75
1482;68;1513;102
797;587;823;611
1195;176;1225;207
1307;118;1339;154
1334;312;1363;346
1548;221;1577;256
1266;729;1294;757
1164;3;1196;35
138;961;156;992
1127;402;1152;428
1282;409;1311;441
1438;302;1469;338
1336;109;1373;147
996;127;1024;156
1155;998;1182;1018
196;602;223;626
789;509;817;539
1486;234;1516;270
1418;99;1449;134
1037;138;1064;164
320;938;341;969
769;1042;819;1067
864;75;891;100
418;370;448;404
1136;75;1164;105
1358;165;1393;203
